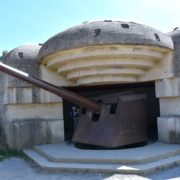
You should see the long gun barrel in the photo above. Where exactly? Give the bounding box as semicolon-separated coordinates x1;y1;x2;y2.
0;62;101;114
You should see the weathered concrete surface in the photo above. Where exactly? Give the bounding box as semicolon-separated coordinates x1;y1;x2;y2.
38;20;173;60
159;97;180;116
5;103;63;120
0;71;5;128
1;22;180;149
0;157;179;180
40;44;174;86
0;45;65;150
0;70;7;148
38;21;174;86
156;96;180;144
39;64;71;87
156;78;180;144
23;142;180;174
31;142;180;164
158;117;180;144
155;78;180;97
5;119;64;150
169;28;180;77
47;120;64;144
4;103;64;150
3;45;40;87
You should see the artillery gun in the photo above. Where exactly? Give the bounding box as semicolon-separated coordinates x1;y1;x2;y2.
0;62;147;148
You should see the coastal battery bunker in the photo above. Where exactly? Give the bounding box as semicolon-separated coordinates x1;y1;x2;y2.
0;20;180;150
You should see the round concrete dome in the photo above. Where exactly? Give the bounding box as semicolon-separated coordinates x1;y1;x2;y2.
169;28;180;50
38;21;174;86
2;45;41;83
169;28;180;45
169;28;180;38
38;20;173;60
5;44;41;60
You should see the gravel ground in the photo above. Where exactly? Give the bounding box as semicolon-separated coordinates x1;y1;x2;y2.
0;157;179;180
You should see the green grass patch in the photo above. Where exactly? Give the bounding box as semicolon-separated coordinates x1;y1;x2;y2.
0;149;26;161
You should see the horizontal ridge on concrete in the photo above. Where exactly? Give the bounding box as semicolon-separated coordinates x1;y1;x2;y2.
23;142;180;174
41;44;173;86
31;142;180;165
23;148;180;174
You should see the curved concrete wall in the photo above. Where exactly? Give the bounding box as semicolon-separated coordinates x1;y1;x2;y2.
1;45;65;150
41;44;173;86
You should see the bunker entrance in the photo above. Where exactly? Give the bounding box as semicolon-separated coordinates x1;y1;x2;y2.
63;82;159;149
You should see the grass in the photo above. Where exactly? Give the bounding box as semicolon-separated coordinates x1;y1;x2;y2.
0;149;26;161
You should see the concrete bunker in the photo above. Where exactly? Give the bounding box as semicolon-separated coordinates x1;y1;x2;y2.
0;20;180;150
37;20;177;148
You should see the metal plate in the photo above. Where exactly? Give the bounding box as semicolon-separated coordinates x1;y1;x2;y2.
73;93;148;147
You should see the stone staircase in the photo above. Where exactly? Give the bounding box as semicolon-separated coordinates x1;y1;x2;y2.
23;142;180;174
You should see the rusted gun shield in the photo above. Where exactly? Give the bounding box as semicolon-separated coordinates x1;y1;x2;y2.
73;93;148;147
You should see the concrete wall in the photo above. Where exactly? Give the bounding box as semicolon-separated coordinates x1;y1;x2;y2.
1;46;66;150
0;70;6;149
3;79;65;149
156;78;180;144
155;30;180;144
0;71;4;127
39;64;71;86
1;26;180;149
41;44;174;86
4;103;64;150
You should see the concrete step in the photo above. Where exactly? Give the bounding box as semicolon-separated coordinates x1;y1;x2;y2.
23;149;180;174
32;142;180;164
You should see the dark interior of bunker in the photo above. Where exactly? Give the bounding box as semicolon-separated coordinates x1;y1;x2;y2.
63;81;159;149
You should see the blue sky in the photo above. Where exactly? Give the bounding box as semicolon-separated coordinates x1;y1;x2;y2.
0;0;179;54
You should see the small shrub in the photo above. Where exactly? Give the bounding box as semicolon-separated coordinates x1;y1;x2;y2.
0;149;26;161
